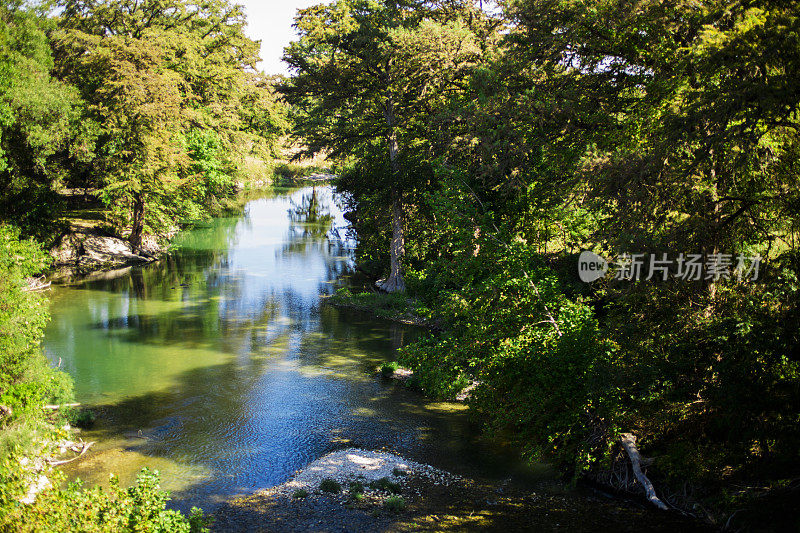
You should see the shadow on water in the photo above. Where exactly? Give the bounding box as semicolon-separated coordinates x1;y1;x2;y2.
62;306;501;514
46;187;519;515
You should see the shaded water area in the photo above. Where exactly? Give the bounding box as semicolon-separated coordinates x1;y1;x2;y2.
43;187;516;513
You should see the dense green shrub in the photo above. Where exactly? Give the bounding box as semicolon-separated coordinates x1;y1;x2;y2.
368;477;401;494
0;225;209;530
319;478;341;493
382;495;406;512
400;241;617;474
0;462;210;532
0;225;72;429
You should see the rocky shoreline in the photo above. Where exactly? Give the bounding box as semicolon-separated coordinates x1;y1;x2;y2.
212;448;708;533
48;222;168;283
44;209;178;284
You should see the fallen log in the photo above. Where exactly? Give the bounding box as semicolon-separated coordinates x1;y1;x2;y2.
46;441;94;466
620;433;669;510
23;276;51;292
42;403;81;410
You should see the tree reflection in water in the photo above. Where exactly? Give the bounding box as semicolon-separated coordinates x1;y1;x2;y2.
288;187;334;239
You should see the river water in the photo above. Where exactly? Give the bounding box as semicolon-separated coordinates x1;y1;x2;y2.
43;186;515;512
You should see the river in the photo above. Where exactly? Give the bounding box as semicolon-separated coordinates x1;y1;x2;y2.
43;186;517;513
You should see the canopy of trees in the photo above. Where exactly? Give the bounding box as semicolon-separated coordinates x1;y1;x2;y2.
285;0;800;526
0;3;282;528
1;0;287;246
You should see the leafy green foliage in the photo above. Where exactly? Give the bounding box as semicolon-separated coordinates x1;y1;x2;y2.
47;0;287;245
188;129;232;206
382;495;406;512
319;478;342;494
368;477;401;494
0;4;88;239
380;361;400;378
0;464;211;532
400;239;616;473
284;0;486;288
348;480;365;495
0;225;72;422
308;0;800;521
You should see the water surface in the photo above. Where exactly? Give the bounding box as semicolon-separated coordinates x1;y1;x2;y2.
44;187;503;511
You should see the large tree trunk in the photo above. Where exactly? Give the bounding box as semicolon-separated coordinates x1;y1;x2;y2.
377;192;406;292
376;99;406;293
129;192;145;250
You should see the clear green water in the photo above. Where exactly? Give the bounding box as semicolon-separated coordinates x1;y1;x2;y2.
42;187;510;512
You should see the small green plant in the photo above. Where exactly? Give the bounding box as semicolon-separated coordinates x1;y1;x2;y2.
319;478;342;493
404;375;422;392
383;495;406;513
380;361;400;378
292;489;309;499
334;286;352;298
348;481;365;500
67;407;96;429
369;477;401;494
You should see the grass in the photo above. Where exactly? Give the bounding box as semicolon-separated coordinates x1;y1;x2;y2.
383;495;407;513
349;481;365;501
65;407;96;429
319;478;342;494
327;287;431;325
292;489;309;499
234;158;333;191
369;477;402;494
236;157;274;190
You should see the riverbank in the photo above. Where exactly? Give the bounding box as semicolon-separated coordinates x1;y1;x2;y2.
212;448;709;532
46;189;174;283
323;288;437;329
327;292;710;523
47;171;337;283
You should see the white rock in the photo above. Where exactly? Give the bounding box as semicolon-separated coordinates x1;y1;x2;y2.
20;475;51;505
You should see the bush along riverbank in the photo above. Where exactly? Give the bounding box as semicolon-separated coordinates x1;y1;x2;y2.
329;282;712;525
329;278;715;524
323;287;436;329
281;0;800;529
331;247;799;530
0;226;212;531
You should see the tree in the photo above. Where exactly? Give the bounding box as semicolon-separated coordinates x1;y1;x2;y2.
0;2;89;239
55;27;190;248
282;0;481;291
53;0;281;245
